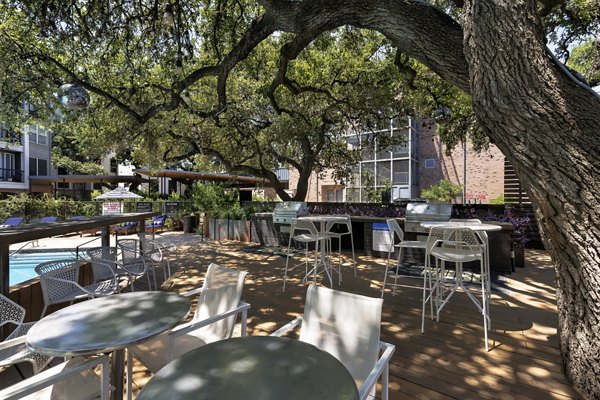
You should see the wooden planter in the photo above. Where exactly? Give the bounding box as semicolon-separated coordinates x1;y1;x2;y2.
208;218;251;242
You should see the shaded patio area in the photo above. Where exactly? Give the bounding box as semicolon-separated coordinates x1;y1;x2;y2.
125;236;579;400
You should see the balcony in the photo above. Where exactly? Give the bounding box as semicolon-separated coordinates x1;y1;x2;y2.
0;132;22;147
0;168;24;183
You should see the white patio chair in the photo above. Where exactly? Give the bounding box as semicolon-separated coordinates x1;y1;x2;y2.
127;263;250;375
325;215;357;277
137;234;175;289
86;246;130;292
0;353;110;400
116;239;152;291
421;227;490;350
449;218;491;304
283;218;329;292
382;218;428;297
35;259;119;318
0;294;53;376
271;285;395;400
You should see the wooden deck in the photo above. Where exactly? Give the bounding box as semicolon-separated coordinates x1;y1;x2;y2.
132;238;580;399
0;234;581;399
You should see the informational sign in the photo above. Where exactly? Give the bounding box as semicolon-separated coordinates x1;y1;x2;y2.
164;201;179;216
135;202;153;213
102;202;122;215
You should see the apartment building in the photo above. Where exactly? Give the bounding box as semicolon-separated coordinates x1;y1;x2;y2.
0;119;52;196
288;118;505;204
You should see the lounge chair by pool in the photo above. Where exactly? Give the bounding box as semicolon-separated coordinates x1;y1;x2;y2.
112;221;139;235
145;215;167;234
0;217;24;228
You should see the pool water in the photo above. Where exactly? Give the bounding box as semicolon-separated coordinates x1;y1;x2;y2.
10;251;79;286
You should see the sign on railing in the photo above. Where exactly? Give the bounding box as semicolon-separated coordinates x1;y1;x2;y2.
102;202;122;215
164;201;179;215
136;202;153;213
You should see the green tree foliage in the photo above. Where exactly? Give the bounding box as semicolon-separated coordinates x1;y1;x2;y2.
0;2;485;200
0;1;597;199
568;39;600;87
420;179;463;203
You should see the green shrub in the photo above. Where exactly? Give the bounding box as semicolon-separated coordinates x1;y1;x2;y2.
420;180;463;203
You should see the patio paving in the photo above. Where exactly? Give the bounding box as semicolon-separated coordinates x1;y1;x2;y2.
2;232;581;399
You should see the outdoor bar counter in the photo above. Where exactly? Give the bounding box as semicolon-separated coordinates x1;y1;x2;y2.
250;213;516;275
0;212;159;295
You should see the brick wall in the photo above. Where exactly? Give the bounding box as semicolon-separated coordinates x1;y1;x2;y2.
286;118;505;204
418;119;505;204
288;169;339;202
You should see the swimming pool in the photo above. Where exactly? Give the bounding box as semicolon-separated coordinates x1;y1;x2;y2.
9;251;80;286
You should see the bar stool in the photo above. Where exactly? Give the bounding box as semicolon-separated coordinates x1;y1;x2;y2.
283;218;329;292
449;219;491;307
382;219;427;297
325;215;357;277
421;227;491;351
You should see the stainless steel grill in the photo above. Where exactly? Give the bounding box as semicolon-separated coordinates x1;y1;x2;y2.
404;202;452;234
273;202;308;225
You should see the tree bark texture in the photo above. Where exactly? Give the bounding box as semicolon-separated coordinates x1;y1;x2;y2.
260;0;600;397
462;1;600;397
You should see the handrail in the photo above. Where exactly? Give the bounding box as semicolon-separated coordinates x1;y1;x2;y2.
9;240;36;258
75;236;103;259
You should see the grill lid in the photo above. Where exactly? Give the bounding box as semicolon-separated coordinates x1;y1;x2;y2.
405;202;452;221
273;201;308;224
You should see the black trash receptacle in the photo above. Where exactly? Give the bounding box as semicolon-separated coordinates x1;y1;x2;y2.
182;215;197;233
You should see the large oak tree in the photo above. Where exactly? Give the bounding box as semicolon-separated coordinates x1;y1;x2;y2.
1;0;599;397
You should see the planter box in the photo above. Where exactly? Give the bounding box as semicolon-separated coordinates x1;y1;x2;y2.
250;213;278;246
231;220;251;242
208;218;251;242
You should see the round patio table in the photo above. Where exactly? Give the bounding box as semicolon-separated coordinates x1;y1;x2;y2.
27;291;191;400
136;336;360;400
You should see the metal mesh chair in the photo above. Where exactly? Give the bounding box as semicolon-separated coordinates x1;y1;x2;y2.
421;227;490;350
117;239;151;291
0;294;53;375
137;234;175;289
271;285;395;400
283;218;329;292
382;219;428;297
86;246;130;291
35;259;118;317
325;215;357;277
449;219;491;305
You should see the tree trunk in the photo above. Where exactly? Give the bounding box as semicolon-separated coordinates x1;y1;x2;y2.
462;1;600;398
266;1;600;396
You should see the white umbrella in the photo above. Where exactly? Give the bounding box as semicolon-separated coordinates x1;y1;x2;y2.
95;187;143;200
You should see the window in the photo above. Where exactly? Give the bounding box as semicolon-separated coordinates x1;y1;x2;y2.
323;186;344;203
30;157;48;177
38;159;48;176
29;157;37;176
1;152;15;181
1;123;21;145
37;129;47;145
424;159;436;169
110;158;118;174
28;125;49;145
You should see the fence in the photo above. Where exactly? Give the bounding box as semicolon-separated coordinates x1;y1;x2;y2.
0;199;196;223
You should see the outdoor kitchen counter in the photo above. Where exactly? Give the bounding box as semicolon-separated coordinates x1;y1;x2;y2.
247;213;517;275
349;217;516;275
